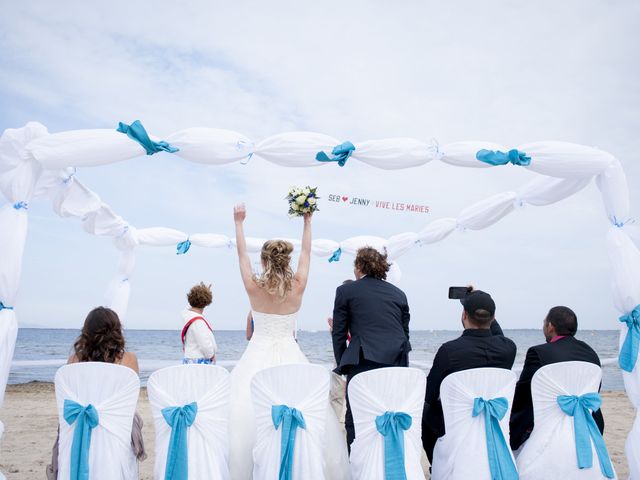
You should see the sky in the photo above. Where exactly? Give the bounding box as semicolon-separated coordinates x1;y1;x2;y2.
0;0;639;332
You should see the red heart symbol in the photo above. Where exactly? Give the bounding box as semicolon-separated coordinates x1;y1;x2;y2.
342;196;349;202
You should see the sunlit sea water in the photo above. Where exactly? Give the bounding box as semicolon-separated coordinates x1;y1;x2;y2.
9;328;623;390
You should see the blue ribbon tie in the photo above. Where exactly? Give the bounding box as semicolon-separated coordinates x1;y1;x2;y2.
316;141;355;167
375;411;412;480
176;239;191;255
472;397;518;480
63;399;99;480
0;301;13;311
13;201;28;210
272;405;306;480
116;120;179;155
162;402;198;480
328;247;342;263
619;304;640;372
476;149;531;166
557;393;614;478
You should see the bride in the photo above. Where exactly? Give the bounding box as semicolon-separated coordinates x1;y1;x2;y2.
228;203;350;480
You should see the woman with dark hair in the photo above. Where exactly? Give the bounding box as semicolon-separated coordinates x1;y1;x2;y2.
46;307;145;478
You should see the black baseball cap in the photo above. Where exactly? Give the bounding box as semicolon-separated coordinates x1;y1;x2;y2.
461;290;496;316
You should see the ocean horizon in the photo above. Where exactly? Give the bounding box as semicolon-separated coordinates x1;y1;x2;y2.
10;327;624;390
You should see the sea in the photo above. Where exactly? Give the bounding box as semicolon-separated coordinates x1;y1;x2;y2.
9;328;624;390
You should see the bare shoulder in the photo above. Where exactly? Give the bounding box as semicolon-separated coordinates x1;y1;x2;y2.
120;352;140;374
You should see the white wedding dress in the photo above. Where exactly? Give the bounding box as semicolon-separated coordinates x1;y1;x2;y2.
228;310;350;480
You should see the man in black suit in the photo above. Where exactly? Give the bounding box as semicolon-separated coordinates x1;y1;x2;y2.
332;247;411;448
421;289;516;463
509;306;604;450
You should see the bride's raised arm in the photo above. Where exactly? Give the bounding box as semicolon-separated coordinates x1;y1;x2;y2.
234;204;257;294
294;213;312;291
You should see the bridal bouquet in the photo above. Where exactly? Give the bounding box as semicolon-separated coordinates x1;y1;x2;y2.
286;186;319;217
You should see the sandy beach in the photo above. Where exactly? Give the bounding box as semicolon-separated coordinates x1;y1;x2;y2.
0;383;635;479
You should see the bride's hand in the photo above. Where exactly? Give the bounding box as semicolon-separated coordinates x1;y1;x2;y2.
303;212;312;224
234;203;247;223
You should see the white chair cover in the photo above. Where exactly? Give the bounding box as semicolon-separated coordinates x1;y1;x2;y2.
147;364;231;480
251;363;330;480
348;367;426;480
432;367;517;480
54;362;140;480
517;361;617;479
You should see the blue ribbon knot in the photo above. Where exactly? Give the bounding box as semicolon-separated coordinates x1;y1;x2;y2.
375;411;412;480
63;399;99;480
557;393;614;478
162;402;198;480
116;120;179;155
328;247;342;263
272;405;306;480
13;201;28;210
619;304;640;372
472;397;518;480
176;239;191;255
476;149;531;166
0;301;13;311
316;141;355;167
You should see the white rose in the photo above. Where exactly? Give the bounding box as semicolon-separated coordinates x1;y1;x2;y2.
303;187;310;195
308;197;317;205
291;202;300;210
295;195;307;205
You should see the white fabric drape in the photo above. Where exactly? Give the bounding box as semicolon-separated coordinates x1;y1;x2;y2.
516;361;616;480
147;365;231;480
54;362;140;480
431;368;517;480
250;363;332;480
348;367;426;480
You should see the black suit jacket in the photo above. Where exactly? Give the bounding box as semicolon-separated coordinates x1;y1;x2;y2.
422;323;517;439
331;276;410;374
509;335;604;450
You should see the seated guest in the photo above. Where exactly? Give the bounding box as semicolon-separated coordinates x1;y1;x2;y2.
181;282;218;364
46;307;145;478
509;306;604;450
421;289;516;463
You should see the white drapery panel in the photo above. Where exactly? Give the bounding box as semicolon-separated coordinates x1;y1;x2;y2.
348;367;426;480
54;362;140;480
147;365;231;480
431;368;517;480
250;363;331;480
516;361;616;479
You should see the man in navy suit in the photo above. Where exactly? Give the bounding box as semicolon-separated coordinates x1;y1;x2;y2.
331;247;411;448
509;306;604;450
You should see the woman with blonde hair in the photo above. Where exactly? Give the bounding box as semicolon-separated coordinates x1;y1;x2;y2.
228;204;349;480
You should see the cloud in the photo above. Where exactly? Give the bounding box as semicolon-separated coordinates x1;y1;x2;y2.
1;0;639;331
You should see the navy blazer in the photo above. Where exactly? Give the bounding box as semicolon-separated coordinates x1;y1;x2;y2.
331;276;411;375
509;335;604;450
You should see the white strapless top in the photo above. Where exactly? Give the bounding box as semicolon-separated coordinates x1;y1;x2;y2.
251;310;297;341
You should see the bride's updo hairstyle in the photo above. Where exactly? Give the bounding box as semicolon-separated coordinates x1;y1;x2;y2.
256;240;295;298
354;247;391;280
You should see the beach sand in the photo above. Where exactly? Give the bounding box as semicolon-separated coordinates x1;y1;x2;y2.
0;383;635;479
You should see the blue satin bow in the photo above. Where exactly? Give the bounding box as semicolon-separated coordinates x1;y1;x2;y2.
328;247;342;263
476;149;531;166
619;305;640;372
116;120;179;155
315;141;355;167
472;397;518;480
176;239;191;255
162;402;198;480
272;405;306;480
63;399;99;480
0;301;13;311
375;411;412;480
557;393;614;478
13;201;28;210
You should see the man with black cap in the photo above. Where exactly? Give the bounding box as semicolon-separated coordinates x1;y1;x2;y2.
421;288;516;463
